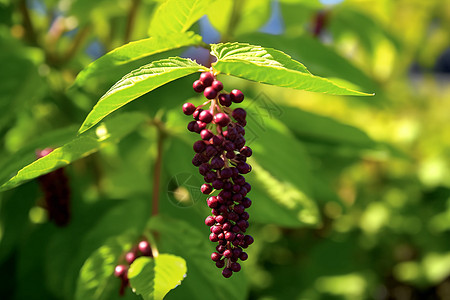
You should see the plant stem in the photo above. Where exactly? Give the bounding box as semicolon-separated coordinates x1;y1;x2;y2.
19;0;39;46
125;0;141;43
151;119;166;216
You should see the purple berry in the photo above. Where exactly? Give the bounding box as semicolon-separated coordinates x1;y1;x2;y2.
205;216;215;226
244;235;254;245
230;89;244;103
114;265;127;278
216;260;225;268
193;80;205;92
232;108;246;120
193;140;206;153
218;93;232;107
223;249;232;258
192;109;203;120
138;241;152;256
183;103;196;115
199;110;213;123
239;252;248;261
240;146;252;157
211;252;221;261
204;87;218;99
200;129;214;140
230;262;241;272
201;184;213;194
200;72;214;86
125;252;136;264
211;80;223;91
214;113;230;127
222;268;233;278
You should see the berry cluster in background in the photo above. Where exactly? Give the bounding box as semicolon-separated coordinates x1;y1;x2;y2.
114;240;153;295
36;148;71;227
183;71;254;278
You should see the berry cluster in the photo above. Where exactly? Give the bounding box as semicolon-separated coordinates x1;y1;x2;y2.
36;148;71;226
114;240;153;295
183;71;254;278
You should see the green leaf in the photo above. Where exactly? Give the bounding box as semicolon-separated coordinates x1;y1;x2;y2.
73;32;203;87
243;109;320;226
129;255;187;300
148;0;218;36
211;42;373;96
237;32;378;92
279;105;377;148
0;125;77;190
78;57;207;133
75;233;137;300
0;112;147;192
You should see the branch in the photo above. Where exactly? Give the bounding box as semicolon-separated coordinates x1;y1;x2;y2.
124;0;141;43
18;0;39;46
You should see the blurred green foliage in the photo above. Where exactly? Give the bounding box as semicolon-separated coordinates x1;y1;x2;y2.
0;0;449;299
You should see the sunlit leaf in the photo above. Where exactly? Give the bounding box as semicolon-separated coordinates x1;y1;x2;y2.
73;32;203;87
211;42;373;96
128;255;187;300
0;112;148;192
148;0;218;36
78;57;207;133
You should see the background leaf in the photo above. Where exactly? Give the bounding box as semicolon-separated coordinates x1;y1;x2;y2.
73;32;203;87
129;254;187;300
211;42;373;96
148;0;218;36
0;112;148;192
78;57;207;133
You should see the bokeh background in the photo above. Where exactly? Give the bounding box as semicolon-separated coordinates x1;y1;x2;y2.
0;0;449;299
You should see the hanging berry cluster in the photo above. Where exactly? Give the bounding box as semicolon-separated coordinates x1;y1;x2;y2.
114;240;153;295
183;71;254;278
36;148;71;227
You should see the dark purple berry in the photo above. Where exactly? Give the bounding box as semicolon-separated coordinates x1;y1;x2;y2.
239;252;248;261
211;80;223;91
187;121;197;132
201;184;213;194
218;93;232;107
114;265;127;278
230;89;244;103
209;233;219;242
216;260;225;268
192;109;203;120
237;163;251;174
220;168;233;179
223;249;232;258
240;146;252;157
200;129;214;140
230;262;241;272
200;72;214;86
205;216;215;226
211;157;225;170
211;252;221;261
212;179;224;190
138;241;152;256
215;215;225;223
214;113;230;127
193;140;206;153
125;252;136;264
244;235;254;245
232;108;246;120
204;87;218;99
240;212;249;220
225;232;235;241
222;268;233;278
242;197;252;208
193;80;205;92
199;110;213;123
210;135;223;146
207;196;219;208
234;204;245;214
183;103;196;115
